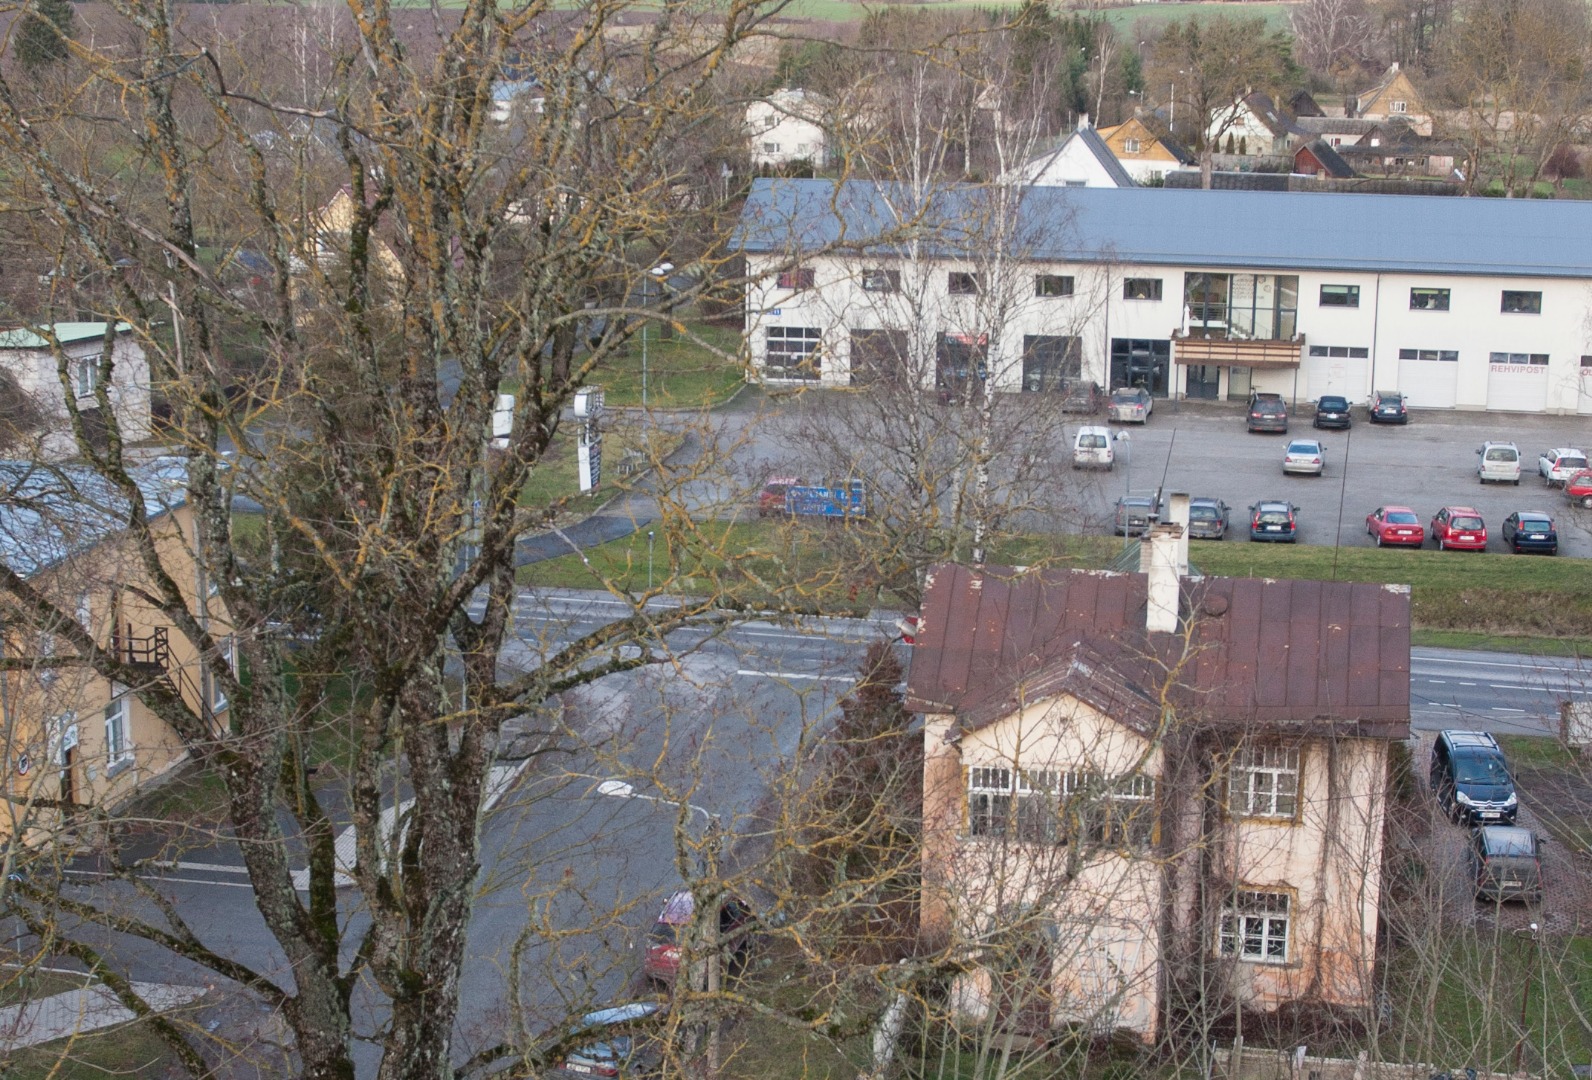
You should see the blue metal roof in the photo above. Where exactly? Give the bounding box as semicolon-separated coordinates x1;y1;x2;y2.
0;458;189;578
735;179;1592;278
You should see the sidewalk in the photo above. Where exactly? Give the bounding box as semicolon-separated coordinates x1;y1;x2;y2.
0;979;208;1049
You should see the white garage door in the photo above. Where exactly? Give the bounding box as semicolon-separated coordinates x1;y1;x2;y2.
1305;349;1370;401
1397;353;1458;409
1486;356;1548;413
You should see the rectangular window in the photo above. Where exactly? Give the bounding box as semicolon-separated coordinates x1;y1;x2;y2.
1185;273;1297;340
1228;744;1300;820
860;268;900;293
1398;348;1459;362
775;268;814;290
1219;891;1292;963
1488;352;1549;366
762;142;779;154
968;767;1155;848
104;696;131;766
1307;345;1369;358
209;636;235;713
1410;287;1450;311
765;326;823;380
1319;284;1359;308
75;358;97;398
969;766;1065;841
936;333;988;393
1123;277;1163;301
1021;335;1082;392
1501;290;1542;314
947;271;980;296
1581;355;1592;368
1391;100;1408;113
1035;274;1075;298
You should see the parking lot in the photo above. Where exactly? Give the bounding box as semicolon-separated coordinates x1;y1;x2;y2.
1067;401;1592;558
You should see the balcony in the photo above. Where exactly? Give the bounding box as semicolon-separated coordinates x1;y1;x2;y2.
110;625;170;677
1172;332;1304;369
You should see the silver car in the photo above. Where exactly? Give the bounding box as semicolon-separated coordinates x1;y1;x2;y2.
1107;386;1153;424
1282;438;1326;476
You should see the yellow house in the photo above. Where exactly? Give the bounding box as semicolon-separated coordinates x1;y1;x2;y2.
1095;117;1196;184
0;458;232;844
908;514;1410;1042
1352;63;1433;137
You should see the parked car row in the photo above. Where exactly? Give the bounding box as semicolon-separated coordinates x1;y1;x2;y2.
1365;504;1558;554
1431;731;1545;905
1248;389;1411;435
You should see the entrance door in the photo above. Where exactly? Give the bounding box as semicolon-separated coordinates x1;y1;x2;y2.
1185;364;1220;399
1109;339;1171;397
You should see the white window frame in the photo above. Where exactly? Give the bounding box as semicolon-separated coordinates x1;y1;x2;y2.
209;635;235;713
764;326;823;380
1124;138;1141;153
1228;744;1300;820
1218;890;1292;963
104;695;132;767
75;357;98;398
1390;100;1408;114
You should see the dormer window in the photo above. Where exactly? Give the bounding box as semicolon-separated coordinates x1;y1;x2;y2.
1391;100;1408;113
1124;138;1141;153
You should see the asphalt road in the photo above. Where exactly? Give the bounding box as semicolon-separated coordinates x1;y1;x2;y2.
1064;402;1592;555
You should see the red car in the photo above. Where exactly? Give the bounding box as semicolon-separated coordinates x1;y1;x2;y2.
642;891;754;984
1430;506;1488;551
1567;469;1592;509
1366;506;1425;548
756;476;803;517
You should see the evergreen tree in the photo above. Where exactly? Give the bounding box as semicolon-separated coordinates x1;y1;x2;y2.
16;0;74;72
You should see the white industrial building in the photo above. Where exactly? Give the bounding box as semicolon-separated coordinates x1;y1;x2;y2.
736;179;1592;414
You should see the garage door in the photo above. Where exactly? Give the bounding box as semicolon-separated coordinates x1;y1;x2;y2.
1396;351;1458;408
1305;346;1370;400
1486;354;1548;413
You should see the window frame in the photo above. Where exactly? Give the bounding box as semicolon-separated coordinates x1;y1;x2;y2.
1123;277;1163;302
1034;274;1075;298
1227;744;1302;821
1124;137;1141;154
104;694;132;768
1500;290;1542;315
75;357;98;398
1218;889;1293;964
1409;287;1451;311
1397;347;1459;363
860;268;900;294
947;271;980;296
967;765;1156;849
775;268;815;290
765;326;823;380
209;635;235;714
1488;352;1549;366
1318;284;1360;308
1307;345;1369;359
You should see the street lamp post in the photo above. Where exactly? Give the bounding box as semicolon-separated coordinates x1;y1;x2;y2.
641;262;675;409
647;529;655;591
594;778;723;1075
1513;921;1540;1073
1115;430;1132;550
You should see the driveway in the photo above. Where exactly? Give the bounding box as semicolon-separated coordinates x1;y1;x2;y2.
1065;402;1592;557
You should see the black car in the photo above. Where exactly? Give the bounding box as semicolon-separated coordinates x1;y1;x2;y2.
1501;511;1557;555
1430;730;1517;825
1312;395;1351;429
1113;495;1160;536
1469;826;1544;904
1368;389;1409;424
1247;500;1298;542
1247;393;1288;433
1058;380;1104;414
1187;497;1230;540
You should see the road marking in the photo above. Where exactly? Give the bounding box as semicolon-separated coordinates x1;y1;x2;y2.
736;669;854;683
1458;681;1477;686
1491;708;1527;713
152;861;249;875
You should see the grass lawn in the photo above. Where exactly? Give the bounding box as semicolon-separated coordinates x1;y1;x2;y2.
777;0;1296;28
1;1021;175;1078
596;321;746;410
519;424;686;514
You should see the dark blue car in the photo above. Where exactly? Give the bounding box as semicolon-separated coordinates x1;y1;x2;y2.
1501;511;1557;555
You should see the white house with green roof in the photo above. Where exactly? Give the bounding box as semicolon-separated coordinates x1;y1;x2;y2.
0;322;151;460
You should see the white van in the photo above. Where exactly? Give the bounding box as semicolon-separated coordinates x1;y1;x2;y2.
1477;441;1521;485
1072;426;1114;470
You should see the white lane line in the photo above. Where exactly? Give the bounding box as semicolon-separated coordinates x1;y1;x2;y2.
737;669;854;683
1491;708;1527;713
1426;679;1447;684
1459;681;1477;686
152;861;249;875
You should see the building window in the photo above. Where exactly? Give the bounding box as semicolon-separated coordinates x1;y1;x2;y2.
1501;290;1542;314
1390;100;1408;114
761;142;780;154
775;268;814;290
1082;773;1158;849
38;632;56;686
1398;348;1459;362
75;358;97;398
849;328;910;386
1581;355;1592;368
967;766;1155;848
765;326;823;380
968;766;1060;842
1228;744;1300;820
1035;274;1075;298
1219;891;1292;963
860;268;900;293
948;271;980;296
1123;277;1162;301
1021;335;1082;392
104;695;131;766
209;636;235;714
1410;287;1450;311
1124;138;1142;153
1489;352;1549;366
936;332;988;393
1185;273;1297;339
1319;284;1359;308
1307;345;1370;358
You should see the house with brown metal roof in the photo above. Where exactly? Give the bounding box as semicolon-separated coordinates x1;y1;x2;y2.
909;498;1410;1042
